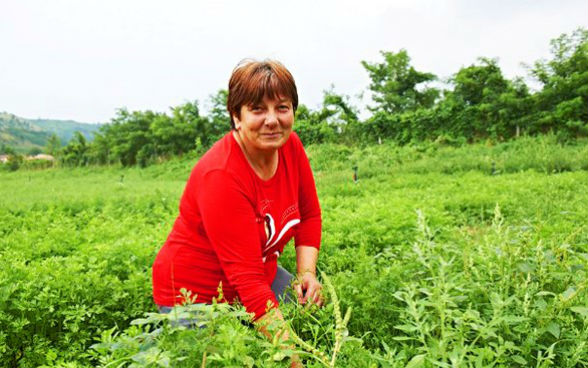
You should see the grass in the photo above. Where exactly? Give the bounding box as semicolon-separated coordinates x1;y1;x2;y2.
0;135;586;367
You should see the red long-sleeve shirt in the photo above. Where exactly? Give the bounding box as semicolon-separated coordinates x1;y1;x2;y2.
152;131;321;319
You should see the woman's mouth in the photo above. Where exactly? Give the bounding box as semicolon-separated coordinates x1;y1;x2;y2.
262;132;282;139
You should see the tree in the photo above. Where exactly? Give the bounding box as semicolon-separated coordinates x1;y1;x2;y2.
448;58;511;139
45;134;61;156
152;103;198;157
27;147;42;156
0;145;21;171
60;131;89;166
7;153;23;171
104;108;155;166
293;89;358;145
294;103;337;145
361;50;438;114
424;57;537;141
531;28;588;137
206;89;230;144
87;132;111;165
452;58;508;106
0;144;15;155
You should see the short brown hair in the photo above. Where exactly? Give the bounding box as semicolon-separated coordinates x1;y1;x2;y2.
227;59;298;129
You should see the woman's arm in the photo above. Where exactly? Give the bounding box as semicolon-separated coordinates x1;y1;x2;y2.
293;134;322;250
197;170;278;320
294;246;323;306
290;133;323;306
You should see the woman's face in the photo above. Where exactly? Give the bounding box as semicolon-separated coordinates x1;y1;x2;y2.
233;95;294;152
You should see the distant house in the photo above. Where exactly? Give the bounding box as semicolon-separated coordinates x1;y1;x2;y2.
0;155;8;163
35;154;55;161
26;154;55;161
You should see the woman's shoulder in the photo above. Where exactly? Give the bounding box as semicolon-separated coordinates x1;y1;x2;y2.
288;131;302;146
282;131;303;154
191;132;249;180
196;132;232;169
281;132;309;163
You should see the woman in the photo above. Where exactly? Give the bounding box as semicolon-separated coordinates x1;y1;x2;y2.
152;59;322;340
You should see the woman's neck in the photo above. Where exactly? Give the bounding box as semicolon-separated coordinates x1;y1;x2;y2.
232;130;278;180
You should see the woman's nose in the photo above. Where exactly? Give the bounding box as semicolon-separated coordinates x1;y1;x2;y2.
265;111;278;125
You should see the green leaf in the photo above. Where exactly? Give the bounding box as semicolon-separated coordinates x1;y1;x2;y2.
273;352;287;361
517;262;534;273
395;324;418;332
393;336;415;341
405;354;426;368
45;349;57;362
158;356;170;367
545;322;560;338
561;286;576;300
130;318;150;325
243;356;255;367
502;315;527;324
512;355;527;365
570;306;588;318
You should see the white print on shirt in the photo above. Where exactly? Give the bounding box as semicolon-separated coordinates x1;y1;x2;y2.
259;199;272;213
264;213;275;246
262;213;300;260
261;217;300;262
281;204;299;225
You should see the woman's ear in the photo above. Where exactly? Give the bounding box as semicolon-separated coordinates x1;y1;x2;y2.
232;114;241;130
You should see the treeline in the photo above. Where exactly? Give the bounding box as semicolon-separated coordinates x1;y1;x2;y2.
296;28;587;145
59;98;228;167
2;28;586;170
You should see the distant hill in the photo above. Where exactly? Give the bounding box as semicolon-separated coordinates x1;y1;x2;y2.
0;112;102;153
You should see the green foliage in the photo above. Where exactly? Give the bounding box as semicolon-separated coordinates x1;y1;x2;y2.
453;57;509;106
84;99;226;168
355;29;587;144
20;158;54;171
87;273;361;368
444;58;518;140
296;28;586;147
294;89;360;146
361;50;439;114
45;134;61;157
208;89;230;134
5;152;24;171
531;28;588;138
6;29;585;172
0;143;13;155
60;132;89;166
0;136;586;367
27;147;43;156
0;27;587;367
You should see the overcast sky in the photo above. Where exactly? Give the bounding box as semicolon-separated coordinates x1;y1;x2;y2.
1;0;586;123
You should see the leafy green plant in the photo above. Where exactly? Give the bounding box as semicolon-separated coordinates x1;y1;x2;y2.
1;135;586;367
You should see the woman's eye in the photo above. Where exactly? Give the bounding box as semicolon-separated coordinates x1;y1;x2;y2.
278;105;290;111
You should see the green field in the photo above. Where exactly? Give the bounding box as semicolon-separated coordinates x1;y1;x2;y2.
1;135;587;367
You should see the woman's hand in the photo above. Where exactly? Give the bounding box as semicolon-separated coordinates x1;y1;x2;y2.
294;271;323;306
294;246;323;306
